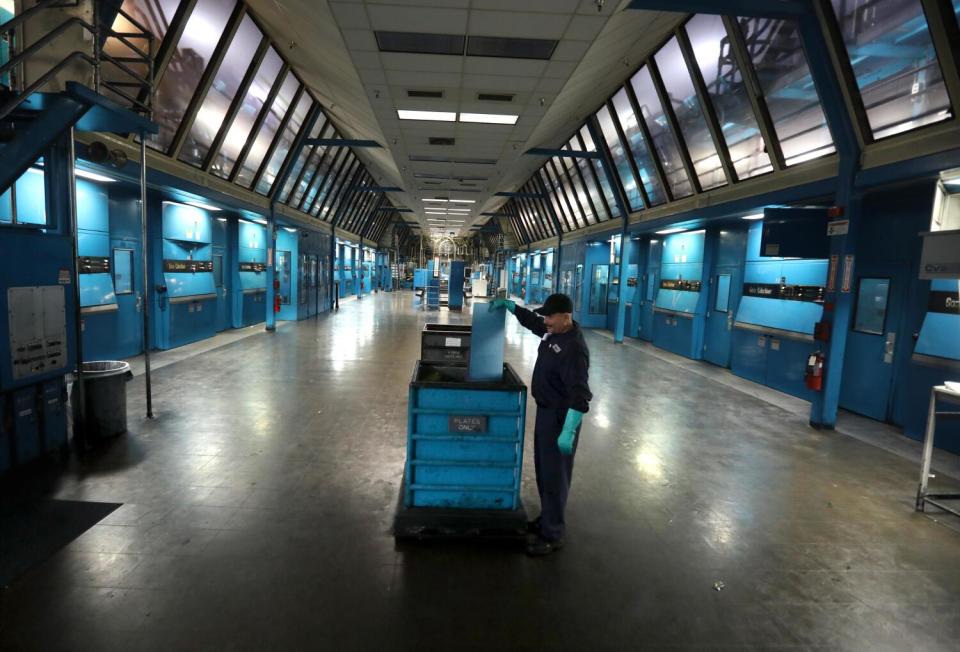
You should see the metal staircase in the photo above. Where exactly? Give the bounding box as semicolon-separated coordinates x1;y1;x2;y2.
0;0;156;195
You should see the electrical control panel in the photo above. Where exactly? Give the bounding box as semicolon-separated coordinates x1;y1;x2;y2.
7;286;67;381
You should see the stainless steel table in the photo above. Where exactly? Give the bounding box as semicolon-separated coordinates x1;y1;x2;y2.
916;384;960;516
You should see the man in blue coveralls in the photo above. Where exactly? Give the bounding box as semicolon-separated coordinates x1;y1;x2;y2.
490;293;592;556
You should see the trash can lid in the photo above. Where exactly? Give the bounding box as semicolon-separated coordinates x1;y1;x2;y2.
80;360;131;377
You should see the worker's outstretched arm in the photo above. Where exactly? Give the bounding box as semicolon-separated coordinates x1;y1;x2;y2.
488;299;548;337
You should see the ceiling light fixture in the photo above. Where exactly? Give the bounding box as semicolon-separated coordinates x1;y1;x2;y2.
458;112;518;125
741;213;764;220
398;109;456;122
423;198;448;203
183;199;222;212
655;227;686;235
448;199;476;204
75;168;118;183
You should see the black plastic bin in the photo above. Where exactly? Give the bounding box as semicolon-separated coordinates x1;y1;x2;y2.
71;361;133;440
421;324;472;365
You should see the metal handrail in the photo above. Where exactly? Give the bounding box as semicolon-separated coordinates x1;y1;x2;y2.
0;0;154;122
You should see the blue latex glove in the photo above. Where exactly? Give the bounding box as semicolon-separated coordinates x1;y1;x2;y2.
557;409;584;455
488;298;516;313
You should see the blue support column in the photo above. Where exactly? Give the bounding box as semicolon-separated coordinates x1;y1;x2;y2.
693;227;719;359
265;214;277;332
799;5;863;428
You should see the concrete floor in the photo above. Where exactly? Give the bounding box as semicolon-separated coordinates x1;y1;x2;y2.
2;291;960;650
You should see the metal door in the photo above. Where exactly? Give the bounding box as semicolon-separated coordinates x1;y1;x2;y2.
703;265;743;367
111;243;144;356
307;255;318;316
839;263;906;421
212;252;230;331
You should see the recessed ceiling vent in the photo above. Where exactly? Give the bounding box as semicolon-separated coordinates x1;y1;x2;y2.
407;89;444;99
429;137;456;146
477;92;514;103
376;31;465;55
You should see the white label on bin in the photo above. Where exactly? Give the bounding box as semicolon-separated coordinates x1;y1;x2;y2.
445;337;461;347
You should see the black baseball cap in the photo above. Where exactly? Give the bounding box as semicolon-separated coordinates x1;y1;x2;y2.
535;293;574;316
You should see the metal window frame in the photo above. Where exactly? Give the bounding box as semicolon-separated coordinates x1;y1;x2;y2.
168;1;247;160
320;156;361;222
645;55;702;195
675;20;738;183
344;176;375;232
518;184;550;238
850;276;892;336
920;0;960;123
578;125;623;219
608;93;662;206
556;151;593;226
330;164;365;226
561;143;601;224
571;132;613;221
504;204;526;244
200;34;270;172
268;102;321;202
227;61;290;183
515;193;541;239
306;146;348;215
112;246;135;295
537;169;572;232
300;142;342;212
250;83;307;192
508;204;531;244
531;178;566;233
544;159;581;229
723;14;787;171
147;0;200;101
284;118;331;205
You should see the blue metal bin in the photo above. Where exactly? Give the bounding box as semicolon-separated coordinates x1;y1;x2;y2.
404;362;527;510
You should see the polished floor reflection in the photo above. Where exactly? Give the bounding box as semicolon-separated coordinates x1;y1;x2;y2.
2;292;959;650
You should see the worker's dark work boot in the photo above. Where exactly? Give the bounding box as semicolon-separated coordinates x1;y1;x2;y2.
525;535;564;557
527;516;541;534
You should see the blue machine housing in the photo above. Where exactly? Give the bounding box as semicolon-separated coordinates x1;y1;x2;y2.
276;228;300;321
405;362;527;510
653;230;706;359
154;202;217;349
731;223;827;401
237;219;268;327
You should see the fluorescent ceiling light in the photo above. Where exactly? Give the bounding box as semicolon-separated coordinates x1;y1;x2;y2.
217;217;228;223
398;109;456;122
284;227;297;232
425;211;449;215
458;112;518;125
448;199;476;204
423;198;448;203
75;169;117;183
655;227;686;235
183;199;222;211
741;213;764;220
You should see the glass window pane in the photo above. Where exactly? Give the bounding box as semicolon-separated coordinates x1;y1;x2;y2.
568;137;609;221
685;14;773;179
553;157;586;228
715;273;731;312
303;143;341;211
544;164;578;229
629;66;695;198
255;93;313;195
853;277;890;334
596;104;645;211
105;0;180;89
655;36;727;190
610;89;665;205
590;264;609;314
113;248;134;294
236;72;300;188
211;47;283;178
737;17;836;165
831;0;951;139
179;14;261;167
561;152;596;224
148;0;236;152
283;119;330;204
580;126;622;218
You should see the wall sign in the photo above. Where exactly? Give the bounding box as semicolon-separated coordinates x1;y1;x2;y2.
448;415;487;433
239;262;266;273
78;256;110;274
827;255;839;292
742;283;825;303
659;279;701;292
164;259;213;273
919;230;960;279
928;290;960;315
827;220;849;236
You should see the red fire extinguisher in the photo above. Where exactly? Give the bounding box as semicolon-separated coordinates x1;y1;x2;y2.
805;351;824;391
273;279;281;313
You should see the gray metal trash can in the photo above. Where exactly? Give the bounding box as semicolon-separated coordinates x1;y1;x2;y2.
71;361;133;439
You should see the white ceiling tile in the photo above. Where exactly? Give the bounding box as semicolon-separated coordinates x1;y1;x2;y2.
462;57;547;78
467;10;571;39
382;52;463;73
341;29;378;51
550;40;591;62
564;15;607;40
544;60;579;79
462;74;539;92
329;2;370;29
471;0;580;11
386;70;462;88
535;77;568;93
366;5;468;32
359;68;388;84
351;50;383;69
